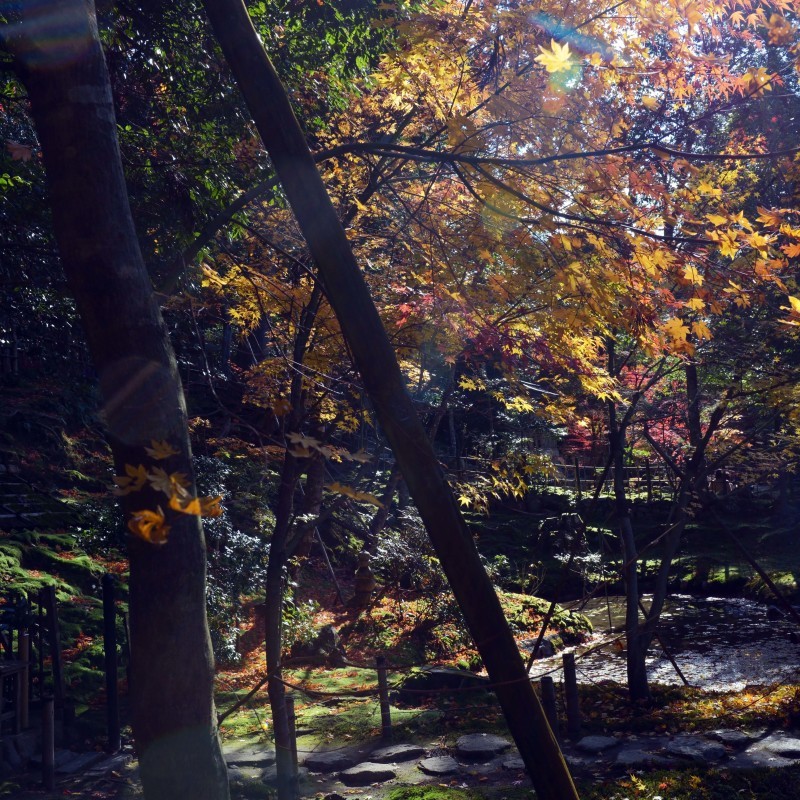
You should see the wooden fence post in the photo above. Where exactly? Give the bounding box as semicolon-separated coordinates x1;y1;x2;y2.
102;573;120;752
573;457;581;500
645;460;653;503
19;629;30;729
539;676;559;739
41;587;64;716
562;654;581;740
42;695;55;790
285;692;298;775
376;655;392;741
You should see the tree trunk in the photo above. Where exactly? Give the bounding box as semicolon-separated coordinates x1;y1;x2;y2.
264;451;300;800
200;2;580;798
606;351;647;701
9;3;228;799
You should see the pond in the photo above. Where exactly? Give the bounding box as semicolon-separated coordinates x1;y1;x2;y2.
528;594;800;692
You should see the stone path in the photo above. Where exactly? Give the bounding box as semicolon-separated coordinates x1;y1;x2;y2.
220;726;800;795
8;726;800;798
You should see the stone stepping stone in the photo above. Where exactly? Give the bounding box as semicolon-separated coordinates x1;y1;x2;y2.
370;743;426;763
728;749;794;769
85;753;131;776
665;738;727;763
304;750;356;772
756;734;800;759
339;762;397;786
56;751;106;774
707;729;757;746
576;735;619;754
615;747;672;768
228;765;264;784
419;756;460;775
502;756;526;771
223;741;276;767
456;733;511;760
261;765;308;784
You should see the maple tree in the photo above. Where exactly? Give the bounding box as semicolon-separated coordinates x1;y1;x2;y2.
3;0;800;797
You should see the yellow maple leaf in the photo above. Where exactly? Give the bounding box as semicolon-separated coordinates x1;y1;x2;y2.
169;493;203;516
113;463;148;496
685;298;705;311
144;439;179;460
782;242;800;258
692;320;713;340
641;95;660;111
148;467;190;498
779;295;800;326
706;213;728;227
756;206;785;227
128;507;170;545
662;316;690;341
325;482;384;508
535;39;574;74
697;182;722;198
199;496;224;518
683;265;704;285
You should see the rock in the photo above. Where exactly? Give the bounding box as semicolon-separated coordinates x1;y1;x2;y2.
520;634;564;659
397;667;490;703
14;730;38;763
707;729;757;746
755;733;800;759
303;750;356;772
223;741;276;767
615;747;671;768
339;762;397;786
370;743;426;763
85;753;131;776
456;733;511;760
728;749;795;769
228;765;264;784
576;735;619;754
502;756;526;771
56;751;105;774
260;765;308;784
418;756;460;775
665;738;727;763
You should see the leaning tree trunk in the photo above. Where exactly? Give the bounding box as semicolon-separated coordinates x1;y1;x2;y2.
8;3;228;799
200;2;580;798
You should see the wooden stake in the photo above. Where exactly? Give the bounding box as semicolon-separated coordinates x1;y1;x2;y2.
41;587;64;714
285;692;298;775
19;629;29;729
376;655;392;741
540;676;559;739
562;654;581;740
42;695;55;790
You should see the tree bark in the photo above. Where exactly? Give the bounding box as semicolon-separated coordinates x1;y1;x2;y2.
264;451;299;800
200;2;579;798
8;4;228;799
605;342;648;701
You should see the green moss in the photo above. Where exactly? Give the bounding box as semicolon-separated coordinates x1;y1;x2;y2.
387;787;485;800
746;571;798;600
